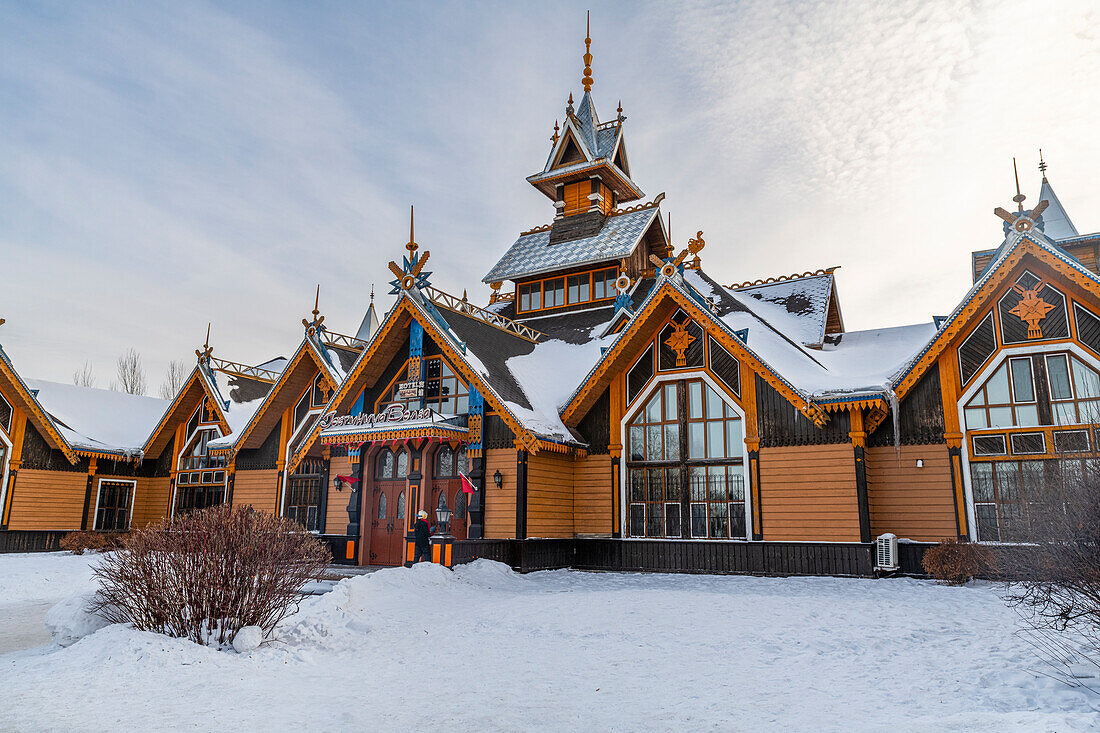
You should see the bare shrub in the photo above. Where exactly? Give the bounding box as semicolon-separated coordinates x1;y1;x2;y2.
999;460;1100;692
922;538;993;585
59;531;128;554
90;505;330;647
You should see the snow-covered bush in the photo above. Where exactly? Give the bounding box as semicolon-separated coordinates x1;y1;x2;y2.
90;505;330;647
921;538;993;585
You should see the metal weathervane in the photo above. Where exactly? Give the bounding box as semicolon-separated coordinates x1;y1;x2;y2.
388;205;432;294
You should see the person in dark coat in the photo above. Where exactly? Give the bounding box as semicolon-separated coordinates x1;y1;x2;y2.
412;510;432;563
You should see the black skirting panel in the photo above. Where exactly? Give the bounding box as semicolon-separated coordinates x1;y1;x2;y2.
0;530;69;553
453;538;881;577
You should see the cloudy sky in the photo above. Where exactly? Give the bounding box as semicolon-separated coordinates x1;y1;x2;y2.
1;0;1098;394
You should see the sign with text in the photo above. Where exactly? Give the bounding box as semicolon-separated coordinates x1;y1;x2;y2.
319;404;435;431
396;380;424;400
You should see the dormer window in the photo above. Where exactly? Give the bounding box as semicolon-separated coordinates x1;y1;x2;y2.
516;267;618;314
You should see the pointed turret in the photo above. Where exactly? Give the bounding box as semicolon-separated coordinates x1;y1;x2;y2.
355;287;380;341
1036;151;1078;240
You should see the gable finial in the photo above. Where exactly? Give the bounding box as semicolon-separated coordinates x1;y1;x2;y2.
406;204;417;256
552;119;560;146
1012;157;1026;212
1038;148;1048;181
304;285;326;332
582;11;594;92
370;284;375;304
196;322;213;362
617;99;623;122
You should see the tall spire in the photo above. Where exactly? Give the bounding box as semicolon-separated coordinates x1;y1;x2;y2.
1038;148;1048;181
406;204;417;257
582;11;594;92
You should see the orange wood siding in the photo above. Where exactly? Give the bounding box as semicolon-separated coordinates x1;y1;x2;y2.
526;450;574;538
866;445;956;542
758;445;861;542
574;453;612;535
6;470;86;530
131;477;172;527
232;469;279;514
563;181;586;216
483;448;517;539
326;455;354;533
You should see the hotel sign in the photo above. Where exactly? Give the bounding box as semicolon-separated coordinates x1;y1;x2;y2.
319;404;434;431
396;380;424;400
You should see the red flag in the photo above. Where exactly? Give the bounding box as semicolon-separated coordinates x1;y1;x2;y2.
459;471;475;493
336;475;360;484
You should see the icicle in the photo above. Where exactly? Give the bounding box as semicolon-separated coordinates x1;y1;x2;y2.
882;381;901;464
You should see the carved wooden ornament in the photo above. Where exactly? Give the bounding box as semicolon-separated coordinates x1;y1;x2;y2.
1008;285;1054;339
665;320;696;367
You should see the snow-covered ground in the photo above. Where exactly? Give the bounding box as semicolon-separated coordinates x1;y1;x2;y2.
0;552;100;654
1;553;1097;732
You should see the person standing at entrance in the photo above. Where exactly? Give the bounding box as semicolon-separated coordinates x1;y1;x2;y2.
413;510;432;563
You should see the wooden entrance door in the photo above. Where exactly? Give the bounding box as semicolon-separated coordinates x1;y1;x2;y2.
369;483;406;565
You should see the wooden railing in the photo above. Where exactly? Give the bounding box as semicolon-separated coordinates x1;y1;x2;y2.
321;329;368;351
421;286;544;343
207;357;280;384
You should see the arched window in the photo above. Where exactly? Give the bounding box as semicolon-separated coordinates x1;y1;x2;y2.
456;447;468;477
377;493;387;519
437;491;448;512
455;490;466;520
396;491;406;520
435;445;455;477
396;451;409;477
376;449;395;479
626;379;745;540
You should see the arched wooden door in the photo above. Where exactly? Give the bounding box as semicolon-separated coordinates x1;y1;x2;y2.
369;448;408;566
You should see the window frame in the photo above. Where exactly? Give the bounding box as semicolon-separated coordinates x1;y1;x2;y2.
93;478;136;531
514;267;619;314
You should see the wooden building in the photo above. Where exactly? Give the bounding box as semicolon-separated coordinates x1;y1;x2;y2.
4;27;1100;576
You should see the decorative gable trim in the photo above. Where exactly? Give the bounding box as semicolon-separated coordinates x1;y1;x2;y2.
142;366;230;456
561;277;830;428
0;347;78;464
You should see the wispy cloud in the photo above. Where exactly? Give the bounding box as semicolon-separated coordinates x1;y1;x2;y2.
0;0;1097;389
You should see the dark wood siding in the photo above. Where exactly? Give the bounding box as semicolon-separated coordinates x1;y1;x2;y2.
756;374;850;447
236;419;281;471
575;387;610;455
868;366;946;447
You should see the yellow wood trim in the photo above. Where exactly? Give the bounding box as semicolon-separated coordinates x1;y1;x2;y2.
0;363;78;464
287;297;542;475
848;407;865;448
897;239;1100;402
142;368;231;456
561;280;829;428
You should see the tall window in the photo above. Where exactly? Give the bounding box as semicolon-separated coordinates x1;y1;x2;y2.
180;428;222;470
376;449;409;479
435;445;467;478
971;458;1097;542
627;379;745;540
286;457;323;532
94;480;134;531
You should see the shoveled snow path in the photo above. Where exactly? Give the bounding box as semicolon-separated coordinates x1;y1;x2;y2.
1;558;1097;731
0;552;100;654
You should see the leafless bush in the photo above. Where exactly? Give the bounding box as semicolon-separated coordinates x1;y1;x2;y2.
90;505;331;647
158;359;189;400
59;531;128;554
922;538;994;585
112;348;147;395
999;458;1100;694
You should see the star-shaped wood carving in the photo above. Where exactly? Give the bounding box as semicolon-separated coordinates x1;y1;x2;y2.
1009;286;1054;339
665;321;696;367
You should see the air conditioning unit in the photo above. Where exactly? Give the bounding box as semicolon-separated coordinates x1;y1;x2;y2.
875;533;899;572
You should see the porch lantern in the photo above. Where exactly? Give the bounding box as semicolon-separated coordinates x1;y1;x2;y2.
436;505;453;533
333;476;343;492
493;469;503;488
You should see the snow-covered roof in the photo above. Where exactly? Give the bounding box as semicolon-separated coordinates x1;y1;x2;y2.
24;379;168;456
483;206;660;284
732;272;836;347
